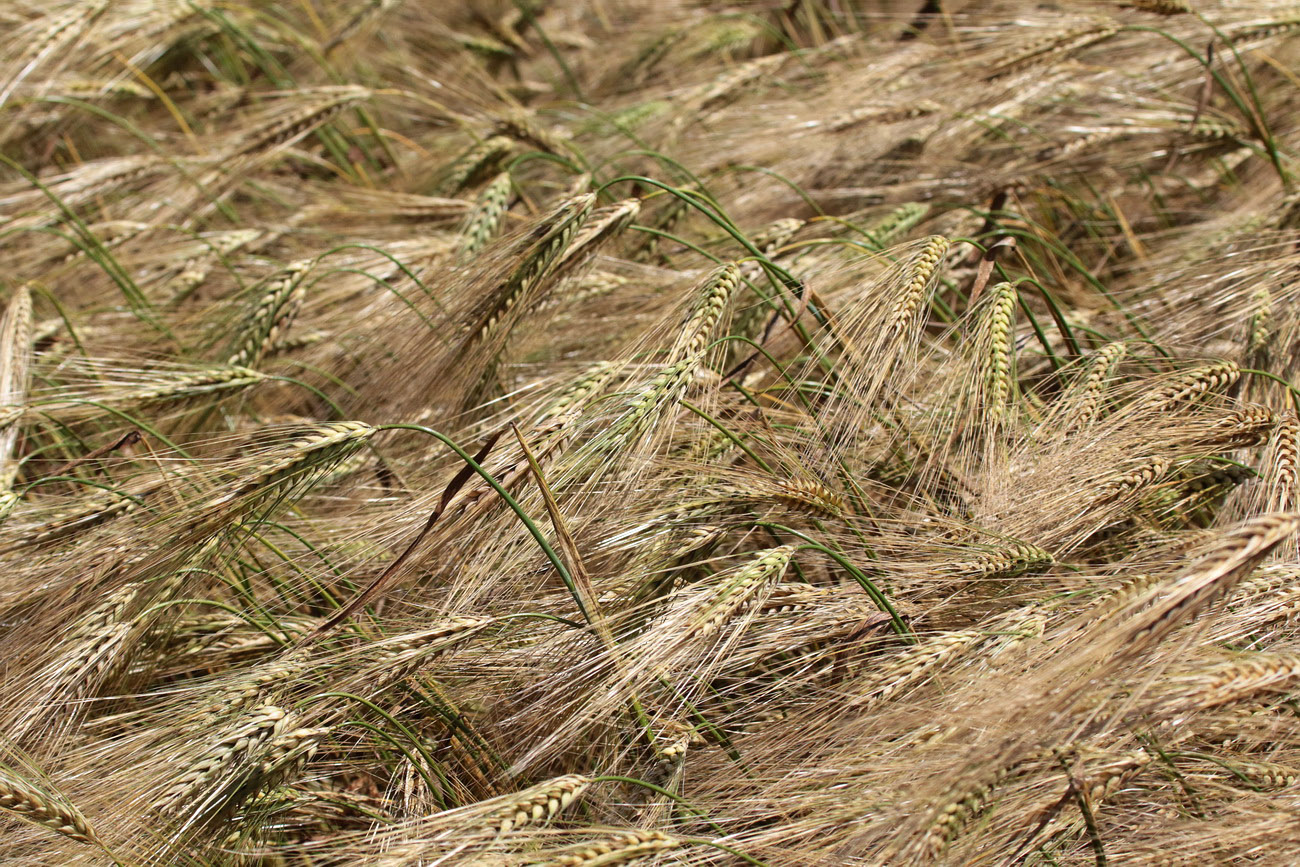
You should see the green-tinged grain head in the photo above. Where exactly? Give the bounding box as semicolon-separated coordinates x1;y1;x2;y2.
457;172;513;260
983;281;1017;419
207;421;376;513
632;191;693;264
830;101;943;133
864;202;931;248
472;193;596;347
151;703;294;815
751;216;805;255
1066;341;1126;433
1247;285;1272;364
255;725;330;789
1161;653;1300;713
587;264;742;457
438;136;515;196
4;485;150;551
493;110;569;155
885;235;950;340
915;761;1017;860
684;544;795;635
986;18;1119;79
226;260;313;368
672;262;742;361
38;365;268;424
203;649;313;720
1091;455;1171;506
363;616;494;684
1203;405;1273;450
953;543;1054;580
854;629;984;706
535;362;620;423
1118;0;1190;13
231;87;370;159
547;198;642;285
762;476;848;518
0;0;111;106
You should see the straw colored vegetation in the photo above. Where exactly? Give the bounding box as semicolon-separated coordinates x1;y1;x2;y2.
1;0;1300;863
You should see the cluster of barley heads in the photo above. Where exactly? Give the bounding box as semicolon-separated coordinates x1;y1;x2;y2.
1;0;1299;864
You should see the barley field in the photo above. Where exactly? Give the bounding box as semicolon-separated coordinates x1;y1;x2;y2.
0;1;1299;864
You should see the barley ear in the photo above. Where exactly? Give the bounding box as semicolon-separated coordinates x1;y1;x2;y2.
0;285;32;516
0;764;99;845
1122;512;1300;657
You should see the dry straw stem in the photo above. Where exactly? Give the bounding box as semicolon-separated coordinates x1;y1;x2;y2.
513;424;609;641
309;420;573;635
